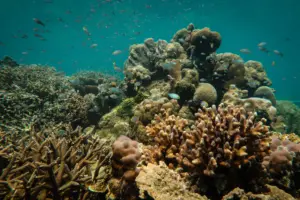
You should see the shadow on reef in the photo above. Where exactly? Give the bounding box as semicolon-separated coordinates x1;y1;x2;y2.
1;23;300;200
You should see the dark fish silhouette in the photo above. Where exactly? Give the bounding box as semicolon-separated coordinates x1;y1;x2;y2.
33;18;45;27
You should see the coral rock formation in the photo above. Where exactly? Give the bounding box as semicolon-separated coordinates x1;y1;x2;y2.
136;162;208;200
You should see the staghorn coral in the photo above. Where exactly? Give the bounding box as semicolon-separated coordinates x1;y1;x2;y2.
136;162;208;200
144;104;271;197
193;83;218;105
0;125;112;200
0;65;93;130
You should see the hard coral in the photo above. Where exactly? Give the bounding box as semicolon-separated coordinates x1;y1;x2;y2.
175;68;199;102
244;61;272;94
222;85;277;121
136;162;208;200
144;104;271;197
254;86;276;106
110;136;141;199
193;83;218;105
0;125;111;200
262;136;300;189
190;27;221;61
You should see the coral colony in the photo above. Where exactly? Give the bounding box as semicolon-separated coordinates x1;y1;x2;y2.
1;24;300;200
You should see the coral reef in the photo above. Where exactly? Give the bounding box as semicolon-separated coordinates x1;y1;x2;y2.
0;125;112;200
136;162;208;200
193;83;218;105
222;185;295;200
175;68;199;102
254;86;276;106
221;85;277;121
144;104;271;197
244;61;272;94
109;136;141;199
276;101;300;134
0;63;93;130
2;23;300;200
262;136;300;191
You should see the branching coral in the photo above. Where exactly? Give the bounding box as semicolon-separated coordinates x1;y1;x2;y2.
143;104;272;197
0;125;112;200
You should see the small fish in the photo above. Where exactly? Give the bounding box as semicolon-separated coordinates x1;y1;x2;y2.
161;61;176;70
33;18;45;27
131;116;139;124
232;59;244;64
113;62;122;72
21;51;28;55
112;50;122;55
258;42;267;47
200;101;209;108
21;34;28;39
34;33;43;38
90;43;98;48
272;61;276;66
178;38;185;44
258;46;269;53
110;94;118;99
273;50;283;57
240;49;251;54
199;78;207;82
168;93;180;100
82;26;91;36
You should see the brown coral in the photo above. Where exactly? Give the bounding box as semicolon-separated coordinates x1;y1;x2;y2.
190;27;221;61
0;125;111;199
145;104;271;175
193;83;218;105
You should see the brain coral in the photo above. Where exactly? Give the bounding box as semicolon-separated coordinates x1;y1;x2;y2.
193;83;217;105
254;86;276;106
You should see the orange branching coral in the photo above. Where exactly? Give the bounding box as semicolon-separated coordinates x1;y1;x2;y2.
144;104;271;177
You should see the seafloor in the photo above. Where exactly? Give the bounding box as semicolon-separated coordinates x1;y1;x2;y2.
1;24;300;200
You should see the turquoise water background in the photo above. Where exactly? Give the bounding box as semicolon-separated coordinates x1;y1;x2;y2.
0;0;299;101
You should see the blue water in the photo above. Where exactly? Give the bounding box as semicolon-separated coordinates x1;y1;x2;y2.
0;0;299;100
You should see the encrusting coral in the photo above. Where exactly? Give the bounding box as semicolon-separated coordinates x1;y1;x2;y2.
135;162;208;200
0;125;112;200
